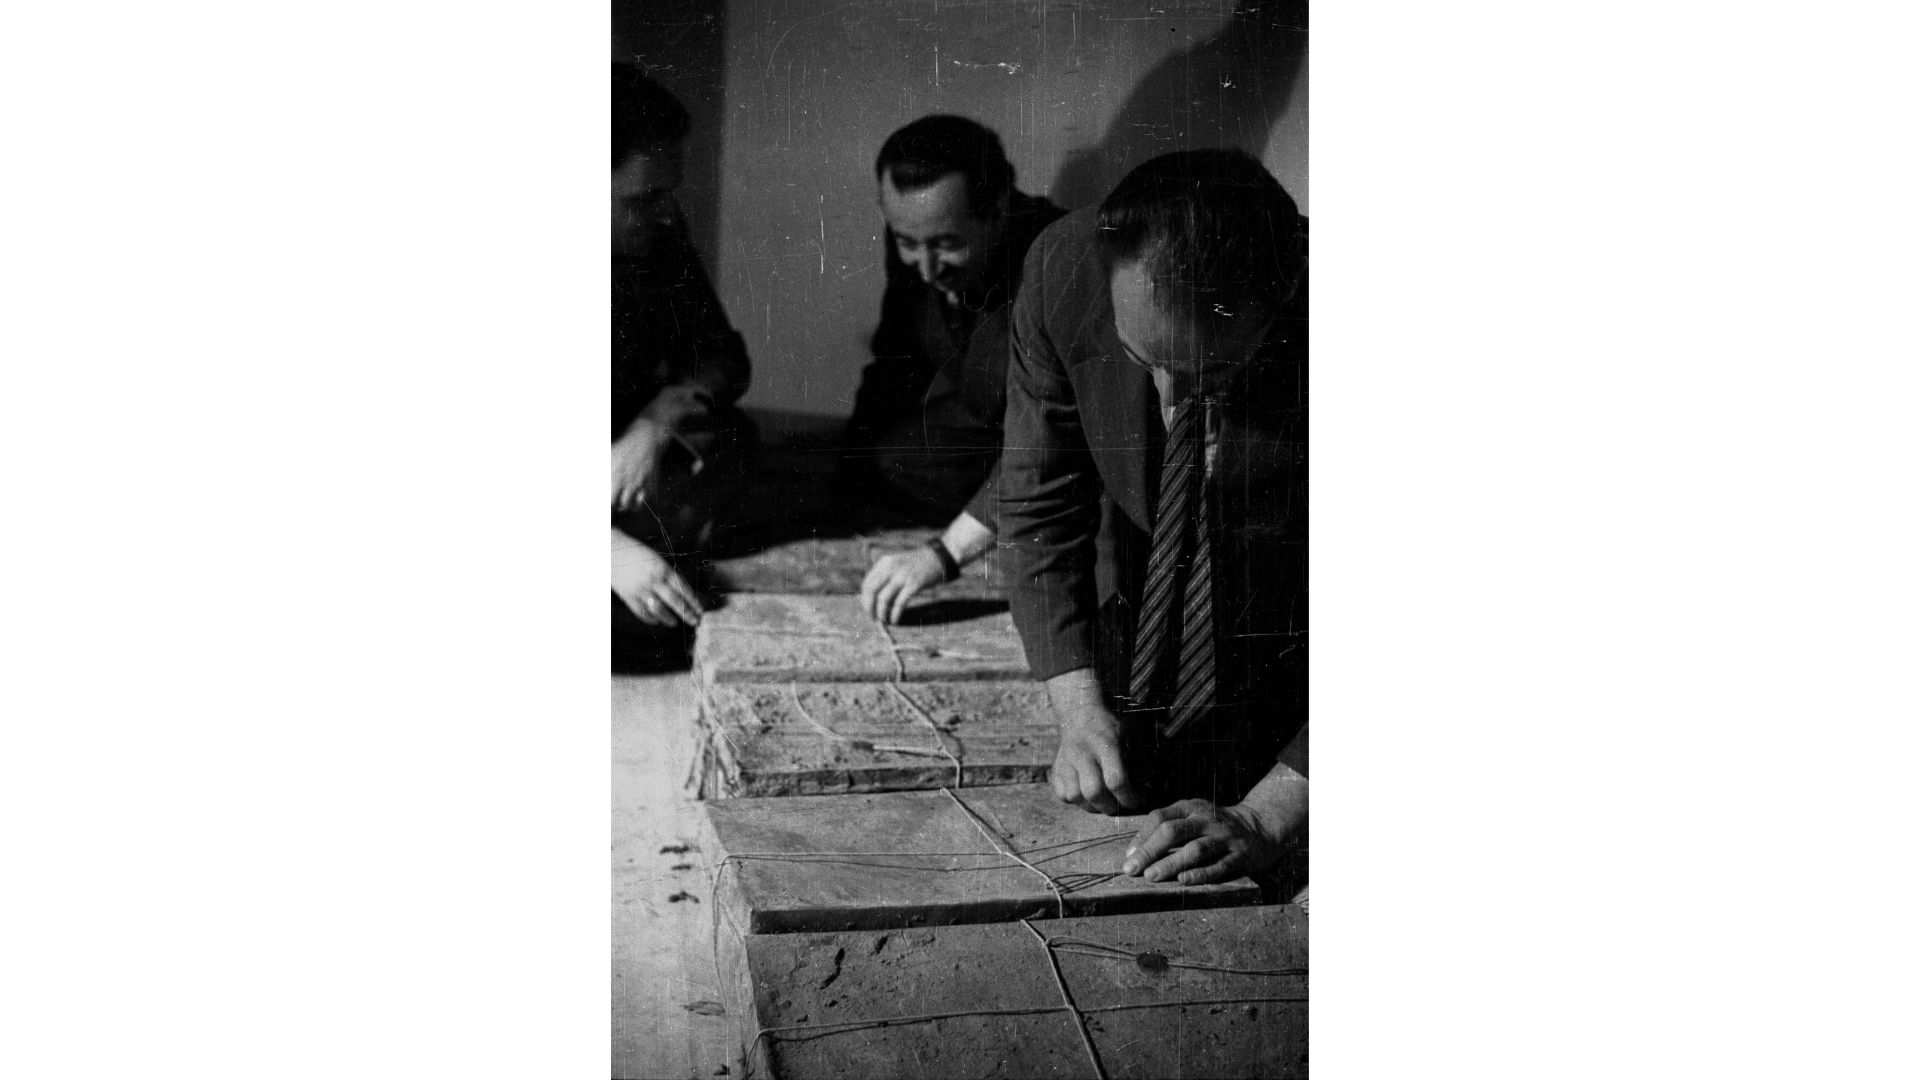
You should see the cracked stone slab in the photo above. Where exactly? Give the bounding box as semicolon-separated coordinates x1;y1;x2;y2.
693;593;1031;685
689;680;1056;799
699;783;1268;938
721;904;1308;1079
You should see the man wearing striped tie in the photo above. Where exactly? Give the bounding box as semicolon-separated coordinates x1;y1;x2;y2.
999;150;1307;886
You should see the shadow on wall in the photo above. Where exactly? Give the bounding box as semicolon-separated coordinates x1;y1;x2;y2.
615;0;728;266
1048;0;1307;209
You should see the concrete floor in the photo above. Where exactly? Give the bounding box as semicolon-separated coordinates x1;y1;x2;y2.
612;670;744;1080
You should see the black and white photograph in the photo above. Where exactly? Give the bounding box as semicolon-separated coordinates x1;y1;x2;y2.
611;3;1308;1076
9;2;1920;1077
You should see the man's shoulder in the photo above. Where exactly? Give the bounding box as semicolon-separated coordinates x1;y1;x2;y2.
1019;208;1105;296
1028;206;1099;263
1014;207;1109;337
1006;190;1069;248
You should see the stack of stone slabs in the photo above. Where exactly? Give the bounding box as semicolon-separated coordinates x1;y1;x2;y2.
699;784;1302;1079
687;593;1050;799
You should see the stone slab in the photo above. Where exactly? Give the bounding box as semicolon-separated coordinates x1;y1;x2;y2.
693;593;1031;685
722;904;1308;1079
690;680;1057;799
708;529;1006;597
700;783;1265;937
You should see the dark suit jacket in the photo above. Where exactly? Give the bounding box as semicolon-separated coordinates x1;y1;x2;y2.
841;191;1064;528
999;209;1306;777
612;212;751;440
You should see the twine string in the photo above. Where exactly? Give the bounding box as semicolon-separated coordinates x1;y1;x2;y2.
782;682;957;763
711;830;1134;880
1022;918;1108;1080
744;920;1308;1078
871;611;911;682
1044;935;1309;977
884;681;965;786
946;787;1085;917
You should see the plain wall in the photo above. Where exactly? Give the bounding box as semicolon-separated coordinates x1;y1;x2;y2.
627;0;1307;420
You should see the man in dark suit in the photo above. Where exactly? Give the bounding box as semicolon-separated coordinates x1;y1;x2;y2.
999;150;1307;885
611;64;755;664
841;116;1064;623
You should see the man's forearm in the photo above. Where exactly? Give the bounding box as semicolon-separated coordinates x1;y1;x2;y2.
1044;667;1107;714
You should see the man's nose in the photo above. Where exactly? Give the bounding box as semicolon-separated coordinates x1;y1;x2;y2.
914;250;938;282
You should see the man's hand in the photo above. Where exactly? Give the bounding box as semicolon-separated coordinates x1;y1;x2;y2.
612;533;704;627
860;547;946;623
1120;799;1286;886
1047;679;1141;814
640;383;713;432
612;419;671;514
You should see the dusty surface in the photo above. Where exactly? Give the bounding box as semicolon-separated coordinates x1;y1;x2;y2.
700;783;1263;936
710;529;1006;598
729;905;1308;1079
612;672;747;1080
692;680;1057;799
694;593;1031;685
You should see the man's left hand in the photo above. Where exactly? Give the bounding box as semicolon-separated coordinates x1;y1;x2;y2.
1120;799;1286;886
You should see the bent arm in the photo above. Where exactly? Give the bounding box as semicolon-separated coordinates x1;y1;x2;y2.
939;510;996;566
999;243;1100;681
1236;756;1308;848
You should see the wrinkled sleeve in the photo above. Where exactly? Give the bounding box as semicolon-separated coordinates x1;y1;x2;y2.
961;460;1000;533
998;237;1100;680
674;233;750;407
958;305;1015;532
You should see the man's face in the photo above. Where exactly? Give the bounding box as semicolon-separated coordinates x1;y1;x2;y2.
878;170;1005;304
613;143;684;260
1109;258;1275;393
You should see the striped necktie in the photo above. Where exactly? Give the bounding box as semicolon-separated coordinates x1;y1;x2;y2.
1129;396;1217;736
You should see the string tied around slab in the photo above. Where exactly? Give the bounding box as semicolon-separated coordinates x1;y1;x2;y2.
942;786;1113;918
708;792;1133;898
781;681;966;788
870;609;912;683
741;915;1308;1080
703;788;1138;978
708;622;996;662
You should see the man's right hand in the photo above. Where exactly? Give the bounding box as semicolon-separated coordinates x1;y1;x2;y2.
1046;672;1141;814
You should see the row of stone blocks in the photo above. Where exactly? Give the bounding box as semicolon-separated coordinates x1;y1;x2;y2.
699;784;1308;1079
686;572;1305;1077
686;593;1050;799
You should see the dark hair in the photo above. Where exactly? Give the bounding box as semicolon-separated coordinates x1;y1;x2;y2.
1096;149;1303;321
874;115;1014;218
612;62;691;168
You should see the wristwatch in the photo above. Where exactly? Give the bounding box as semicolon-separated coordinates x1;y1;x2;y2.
925;537;961;583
